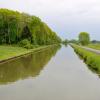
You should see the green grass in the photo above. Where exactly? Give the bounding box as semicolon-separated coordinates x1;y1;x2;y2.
87;43;100;50
71;44;100;74
0;45;52;61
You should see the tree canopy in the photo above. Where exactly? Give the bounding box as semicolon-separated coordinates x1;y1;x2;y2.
79;32;90;45
0;9;61;45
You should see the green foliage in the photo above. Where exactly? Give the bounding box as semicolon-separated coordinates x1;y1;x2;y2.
72;44;100;74
0;8;61;46
18;39;30;46
62;39;68;45
18;39;33;49
88;43;100;50
69;39;79;44
79;32;90;45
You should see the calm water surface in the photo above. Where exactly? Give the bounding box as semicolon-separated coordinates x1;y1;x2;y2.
0;45;100;100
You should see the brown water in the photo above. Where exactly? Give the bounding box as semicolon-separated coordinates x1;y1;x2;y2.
0;45;100;100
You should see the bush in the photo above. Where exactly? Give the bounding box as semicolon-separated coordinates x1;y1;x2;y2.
18;39;33;49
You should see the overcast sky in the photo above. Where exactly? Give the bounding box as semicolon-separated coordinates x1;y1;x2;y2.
0;0;100;40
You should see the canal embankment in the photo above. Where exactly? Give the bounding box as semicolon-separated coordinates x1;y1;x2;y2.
0;44;59;64
71;44;100;70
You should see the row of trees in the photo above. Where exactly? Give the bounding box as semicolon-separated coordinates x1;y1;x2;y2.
65;32;90;45
0;9;61;45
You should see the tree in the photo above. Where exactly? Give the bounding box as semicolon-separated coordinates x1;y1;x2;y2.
62;39;68;45
69;39;79;44
0;8;61;45
79;32;90;45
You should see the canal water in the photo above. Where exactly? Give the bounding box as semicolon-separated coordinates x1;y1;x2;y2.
0;45;100;100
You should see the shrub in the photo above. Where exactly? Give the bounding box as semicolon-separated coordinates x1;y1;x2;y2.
18;39;33;49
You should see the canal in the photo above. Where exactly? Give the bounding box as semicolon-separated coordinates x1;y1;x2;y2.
0;45;100;100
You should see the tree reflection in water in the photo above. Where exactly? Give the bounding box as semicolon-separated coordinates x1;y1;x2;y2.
0;45;61;85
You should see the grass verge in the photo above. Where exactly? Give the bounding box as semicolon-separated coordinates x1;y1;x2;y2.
87;43;100;50
71;44;100;72
0;45;57;62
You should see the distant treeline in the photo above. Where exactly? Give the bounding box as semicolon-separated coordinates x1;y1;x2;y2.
0;9;61;45
91;40;100;44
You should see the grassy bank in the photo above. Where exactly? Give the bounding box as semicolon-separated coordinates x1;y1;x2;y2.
0;45;56;62
87;44;100;50
0;45;61;84
71;44;100;71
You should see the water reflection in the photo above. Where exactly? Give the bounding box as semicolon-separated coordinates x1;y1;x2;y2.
0;45;61;85
87;66;100;78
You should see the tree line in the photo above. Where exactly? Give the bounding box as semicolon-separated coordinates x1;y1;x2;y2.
0;9;61;46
